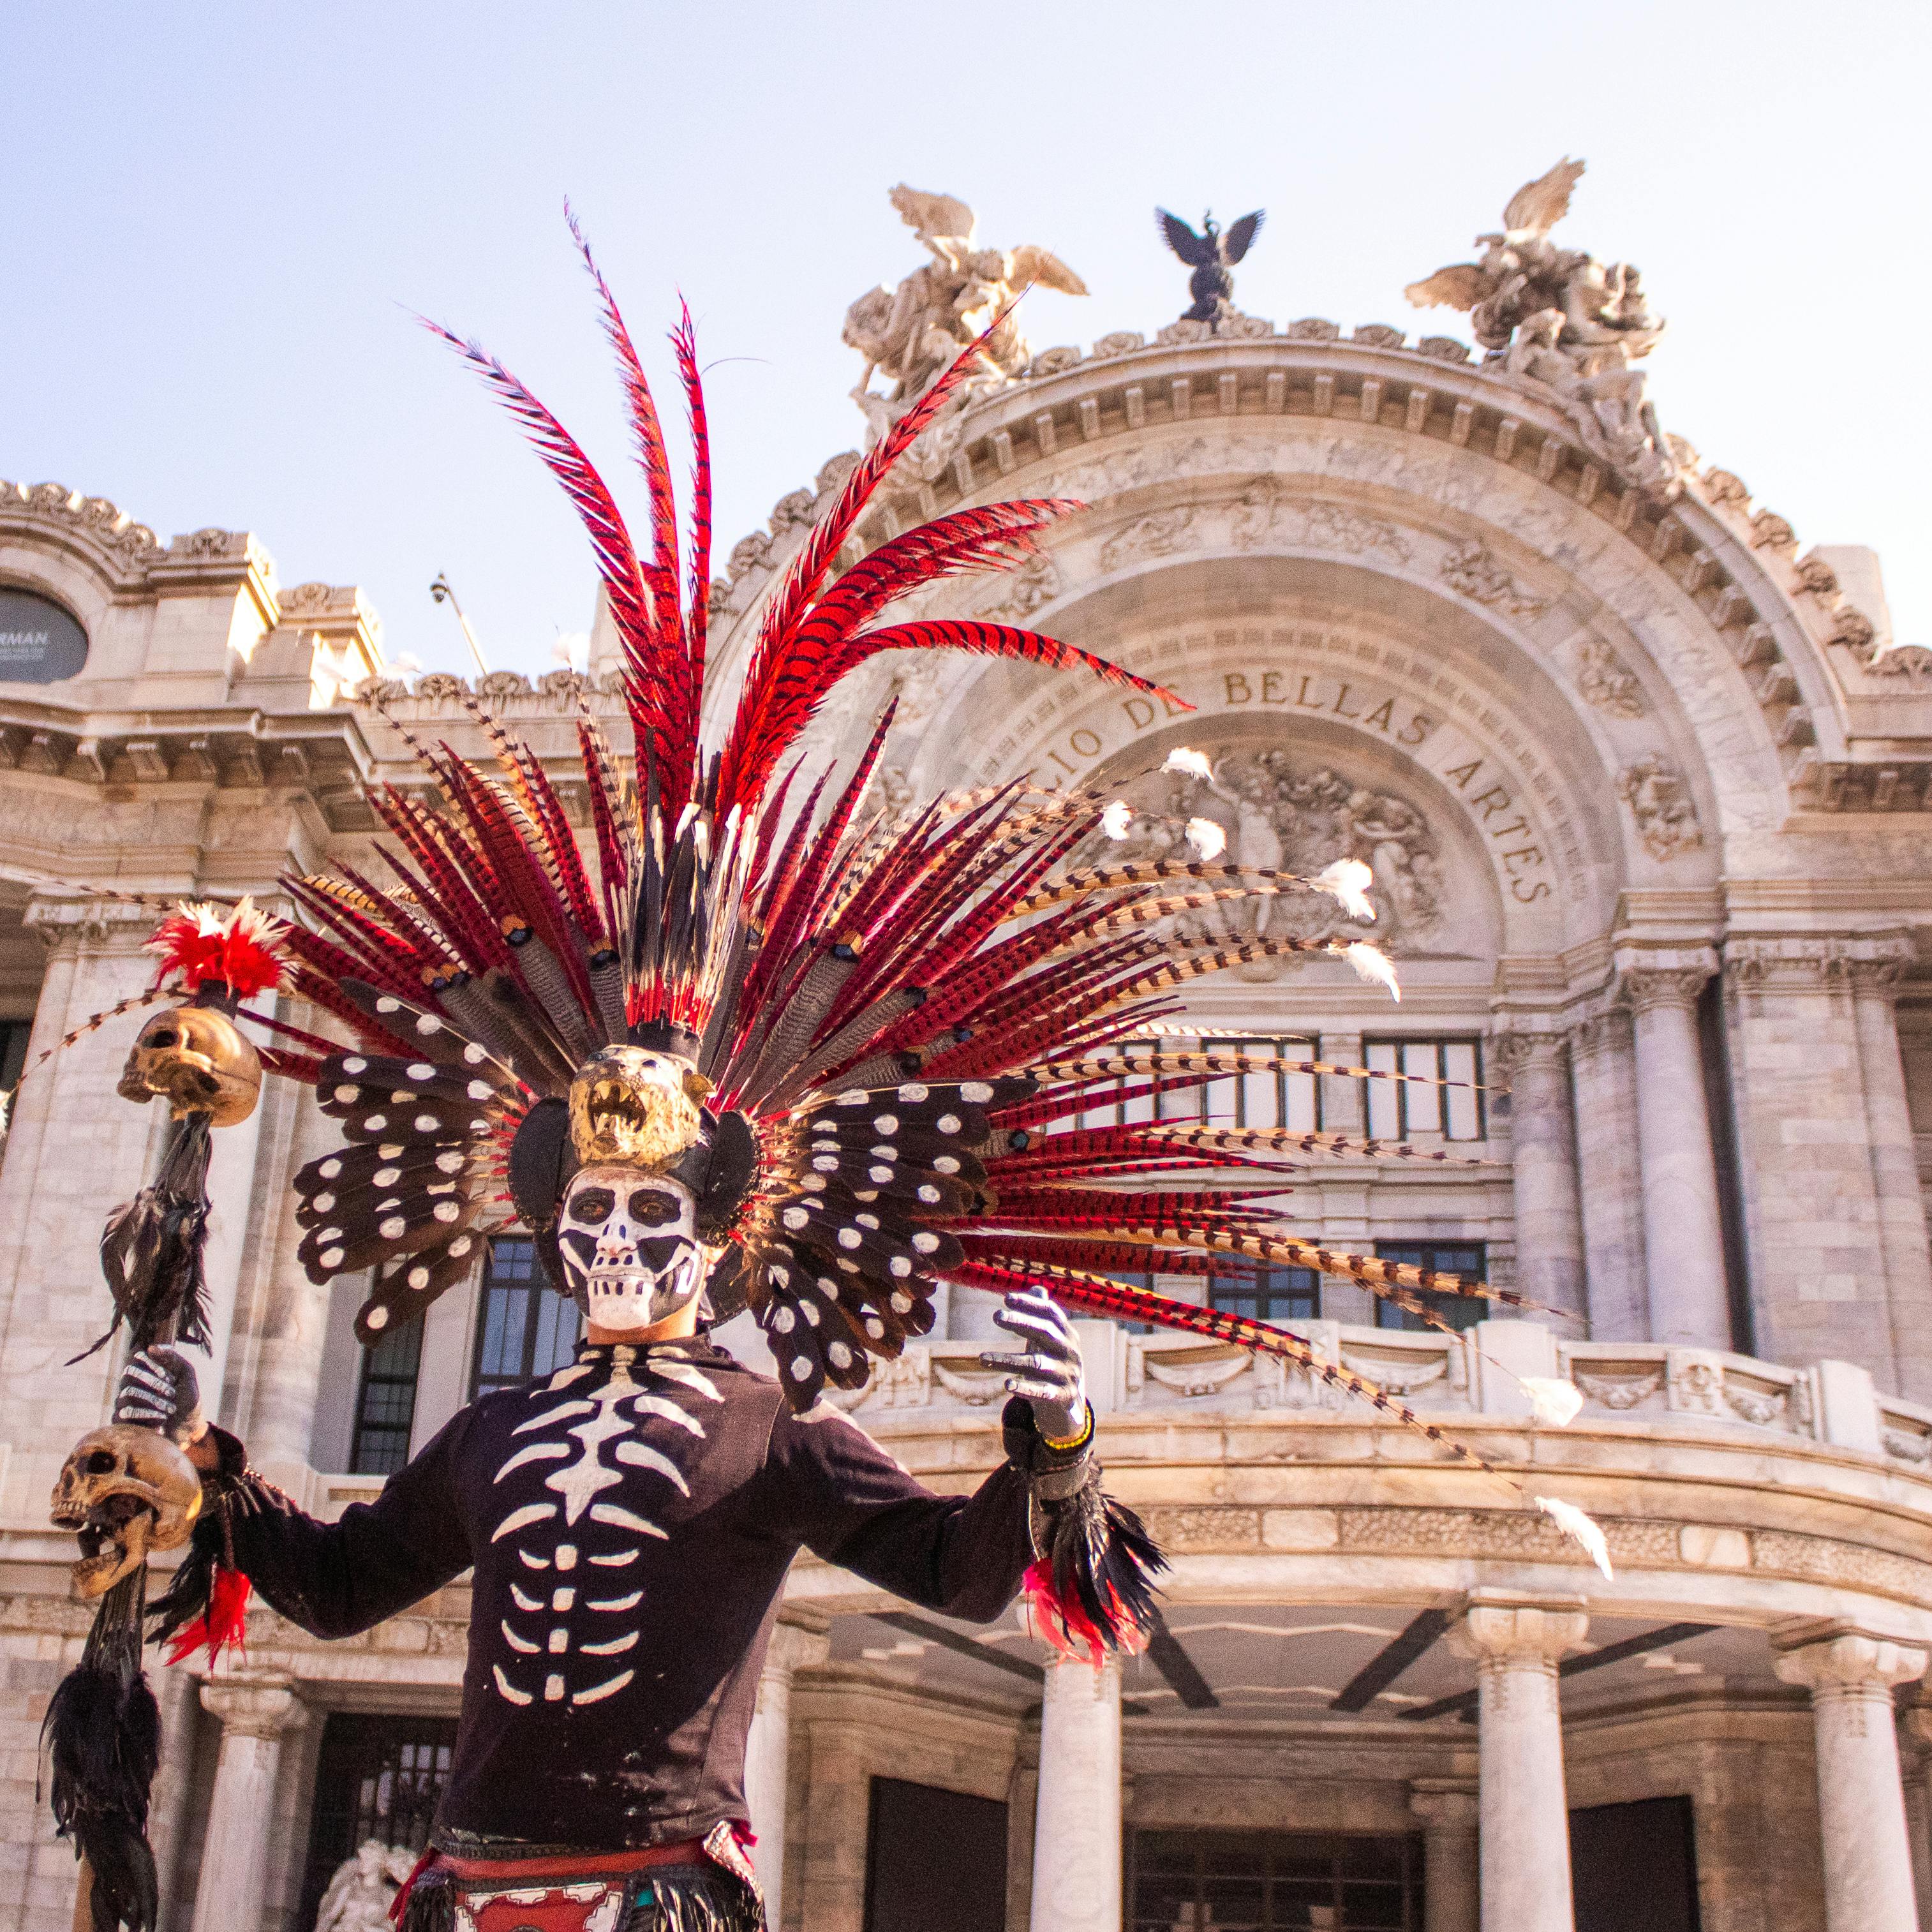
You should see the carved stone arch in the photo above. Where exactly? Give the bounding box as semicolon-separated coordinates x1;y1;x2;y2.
855;359;1797;847
914;554;1629;955
0;521;124;656
0;484;163;607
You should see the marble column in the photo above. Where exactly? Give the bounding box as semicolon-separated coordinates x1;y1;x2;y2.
1030;1652;1122;1932
1567;1005;1649;1339
1493;1032;1586;1323
1617;951;1731;1349
1448;1593;1589;1932
190;1676;305;1932
743;1618;828;1930
1845;950;1932;1399
1409;1780;1480;1932
1773;1630;1927;1932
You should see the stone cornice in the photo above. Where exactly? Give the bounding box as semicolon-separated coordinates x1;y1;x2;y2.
710;342;1884;805
1;480;280;627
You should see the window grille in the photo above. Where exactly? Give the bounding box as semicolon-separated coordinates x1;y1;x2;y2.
1129;1827;1424;1932
348;1312;422;1475
296;1713;457;1931
1079;1036;1318;1133
1208;1265;1320;1325
470;1236;582;1399
1362;1038;1483;1141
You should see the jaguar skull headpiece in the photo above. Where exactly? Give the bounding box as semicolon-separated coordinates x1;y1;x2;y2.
568;1046;708;1169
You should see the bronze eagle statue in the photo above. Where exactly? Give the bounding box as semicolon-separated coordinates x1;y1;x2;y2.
1157;206;1265;322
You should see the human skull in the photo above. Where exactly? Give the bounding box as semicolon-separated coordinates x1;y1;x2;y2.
567;1045;708;1169
117;1004;262;1127
556;1164;702;1332
49;1425;202;1598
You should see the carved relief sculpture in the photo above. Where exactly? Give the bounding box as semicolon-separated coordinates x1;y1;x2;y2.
1575;637;1647;717
1093;748;1443;962
1618;753;1702;858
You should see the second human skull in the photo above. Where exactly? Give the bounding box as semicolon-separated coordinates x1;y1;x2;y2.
117;1005;262;1127
49;1425;202;1598
556;1164;702;1332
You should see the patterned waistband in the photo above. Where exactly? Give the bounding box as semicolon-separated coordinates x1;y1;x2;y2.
432;1838;713;1882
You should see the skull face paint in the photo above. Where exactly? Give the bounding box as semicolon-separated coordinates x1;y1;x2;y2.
557;1164;702;1332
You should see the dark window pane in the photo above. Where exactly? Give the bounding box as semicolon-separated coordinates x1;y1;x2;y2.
1373;1242;1487;1333
349;1305;422;1475
1210;1265;1319;1325
864;1778;1007;1932
1572;1796;1700;1932
0;1020;31;1090
1127;1829;1422;1932
470;1237;582;1400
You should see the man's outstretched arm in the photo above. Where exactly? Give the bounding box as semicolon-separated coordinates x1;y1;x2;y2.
123;1344;475;1642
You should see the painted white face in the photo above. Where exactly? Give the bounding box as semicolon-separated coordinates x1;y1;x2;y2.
556;1164;701;1332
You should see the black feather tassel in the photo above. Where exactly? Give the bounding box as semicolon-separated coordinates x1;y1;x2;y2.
82;1117;214;1364
1027;1476;1166;1663
42;1572;162;1932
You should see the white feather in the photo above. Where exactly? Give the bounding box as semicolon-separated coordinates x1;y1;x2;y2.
1314;858;1376;922
1535;1496;1613;1579
1185;817;1227;860
1342;940;1401;1000
1163;747;1214;780
1101;799;1134;840
1522;1376;1584;1428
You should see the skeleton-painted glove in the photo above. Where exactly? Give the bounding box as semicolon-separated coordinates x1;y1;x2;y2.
983;1286;1090;1450
113;1344;208;1447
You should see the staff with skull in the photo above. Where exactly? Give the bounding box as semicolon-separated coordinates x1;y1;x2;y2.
44;903;285;1932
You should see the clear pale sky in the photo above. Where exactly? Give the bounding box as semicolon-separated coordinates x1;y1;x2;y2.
6;3;1927;676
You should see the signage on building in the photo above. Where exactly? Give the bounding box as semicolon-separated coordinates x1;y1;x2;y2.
0;586;87;683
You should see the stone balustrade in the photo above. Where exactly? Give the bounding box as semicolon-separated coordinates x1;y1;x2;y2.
789;1315;1932;1464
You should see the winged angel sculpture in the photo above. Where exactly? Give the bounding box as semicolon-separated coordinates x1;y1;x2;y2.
842;185;1088;445
1405;158;1679;494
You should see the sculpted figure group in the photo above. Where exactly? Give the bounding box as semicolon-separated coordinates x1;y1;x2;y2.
842;184;1087;443
1406;157;1679;494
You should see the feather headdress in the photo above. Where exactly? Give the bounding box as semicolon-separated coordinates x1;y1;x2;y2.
133;227;1606;1586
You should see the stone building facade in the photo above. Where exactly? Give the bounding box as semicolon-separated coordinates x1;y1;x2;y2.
6;193;1932;1932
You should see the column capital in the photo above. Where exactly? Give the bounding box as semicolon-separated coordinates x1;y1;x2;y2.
199;1674;304;1739
1613;945;1718;1013
1773;1628;1928;1700
24;893;161;954
1446;1591;1590;1672
1408;1779;1479;1831
1565;994;1630;1061
1489;1029;1569;1078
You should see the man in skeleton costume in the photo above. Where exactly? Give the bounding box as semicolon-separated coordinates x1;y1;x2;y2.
48;225;1609;1932
125;1050;1107;1931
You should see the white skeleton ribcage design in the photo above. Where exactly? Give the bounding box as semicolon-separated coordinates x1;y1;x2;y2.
486;1348;719;1708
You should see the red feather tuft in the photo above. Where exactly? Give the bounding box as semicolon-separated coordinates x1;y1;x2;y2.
163;1563;251;1669
147;899;290;999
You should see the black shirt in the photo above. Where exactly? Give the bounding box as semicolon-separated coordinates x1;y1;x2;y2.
225;1340;1037;1850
